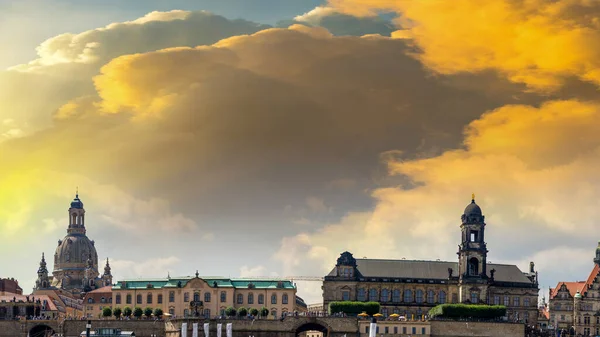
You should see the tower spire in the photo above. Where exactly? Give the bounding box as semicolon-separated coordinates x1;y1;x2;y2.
471;193;475;201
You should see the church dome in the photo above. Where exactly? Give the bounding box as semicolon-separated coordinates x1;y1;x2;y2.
464;199;482;216
70;194;84;209
54;234;98;268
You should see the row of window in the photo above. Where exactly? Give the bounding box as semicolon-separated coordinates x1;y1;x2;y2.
366;326;427;335
352;289;532;307
491;295;531;307
236;293;288;305
355;289;447;304
114;292;289;305
87;297;112;304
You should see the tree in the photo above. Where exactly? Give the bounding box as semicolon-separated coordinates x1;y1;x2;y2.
133;307;143;319
237;307;248;317
102;307;112;318
249;308;259;317
260;307;269;317
225;307;236;317
153;308;163;318
328;301;380;316
123;306;132;318
144;307;153;318
113;307;122;319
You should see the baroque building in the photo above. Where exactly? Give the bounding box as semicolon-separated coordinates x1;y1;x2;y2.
549;242;600;336
323;196;539;324
34;193;112;297
111;273;299;319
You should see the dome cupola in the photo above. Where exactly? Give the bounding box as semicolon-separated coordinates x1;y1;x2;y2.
461;194;485;224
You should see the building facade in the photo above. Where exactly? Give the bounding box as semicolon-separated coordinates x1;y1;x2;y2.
82;286;113;319
0;278;22;295
112;273;298;319
549;242;600;335
323;196;539;324
33;193;113;297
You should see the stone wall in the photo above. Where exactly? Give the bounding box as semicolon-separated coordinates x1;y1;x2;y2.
63;319;166;337
430;320;524;337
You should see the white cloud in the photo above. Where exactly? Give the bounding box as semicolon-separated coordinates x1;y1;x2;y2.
111;256;180;280
239;265;279;278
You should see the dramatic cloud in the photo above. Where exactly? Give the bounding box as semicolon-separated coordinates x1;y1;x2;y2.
283;6;395;36
0;11;270;136
327;0;600;91
276;99;600;297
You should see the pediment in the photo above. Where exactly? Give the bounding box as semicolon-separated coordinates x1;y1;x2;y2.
187;278;209;289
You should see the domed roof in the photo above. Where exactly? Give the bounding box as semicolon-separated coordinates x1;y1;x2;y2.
54;233;98;268
464;195;482;216
70;193;84;209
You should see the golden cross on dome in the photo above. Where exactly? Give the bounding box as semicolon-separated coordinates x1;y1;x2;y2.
472;193;475;200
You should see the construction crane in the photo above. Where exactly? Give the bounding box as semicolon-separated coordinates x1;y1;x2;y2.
240;276;324;282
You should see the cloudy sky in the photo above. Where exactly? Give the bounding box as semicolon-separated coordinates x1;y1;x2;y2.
3;0;600;304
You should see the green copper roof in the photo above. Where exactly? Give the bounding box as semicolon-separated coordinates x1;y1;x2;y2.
112;277;295;290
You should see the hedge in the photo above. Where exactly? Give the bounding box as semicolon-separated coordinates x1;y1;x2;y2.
328;301;380;316
428;304;506;319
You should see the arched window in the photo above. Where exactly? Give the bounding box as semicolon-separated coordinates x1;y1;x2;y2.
147;294;152;304
126;294;132;304
169;291;175;302
381;289;389;302
115;294;121;304
220;291;227;302
416;290;423;303
282;294;288;304
158;294;163;304
87;298;93;303
204;292;211;302
194;292;200;302
272;309;277;318
382;308;388;317
392;289;400;303
101;297;106;303
184;292;189;302
368;289;378;301
258;294;264;304
427;290;435;303
357;288;366;301
271;294;277;304
136;294;142;304
248;293;254;304
468;257;479;276
404;289;413;302
237;294;243;304
439;291;446;304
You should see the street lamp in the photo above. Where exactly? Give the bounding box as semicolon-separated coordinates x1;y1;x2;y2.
86;320;92;337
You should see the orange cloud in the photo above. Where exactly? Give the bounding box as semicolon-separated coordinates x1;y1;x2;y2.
327;0;600;91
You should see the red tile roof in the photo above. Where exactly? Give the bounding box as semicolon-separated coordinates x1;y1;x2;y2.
0;294;58;311
581;264;600;296
550;281;585;299
551;264;600;299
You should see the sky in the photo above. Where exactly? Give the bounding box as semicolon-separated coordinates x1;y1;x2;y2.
2;0;600;305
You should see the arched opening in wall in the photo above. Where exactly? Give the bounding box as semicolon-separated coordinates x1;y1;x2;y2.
468;257;479;276
295;322;328;337
29;324;55;337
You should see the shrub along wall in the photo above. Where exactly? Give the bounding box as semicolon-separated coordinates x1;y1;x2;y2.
428;304;506;319
328;301;380;316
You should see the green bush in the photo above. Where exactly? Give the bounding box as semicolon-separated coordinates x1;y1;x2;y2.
260;307;269;317
428;304;506;319
144;307;153;318
249;308;259;316
123;306;132;317
153;308;163;318
238;307;248;317
328;301;380;316
225;307;236;317
133;307;143;319
113;307;122;319
102;307;112;318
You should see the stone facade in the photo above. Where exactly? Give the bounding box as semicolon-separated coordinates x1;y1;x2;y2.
112;274;298;319
323;196;539;324
0;278;22;295
549;242;600;335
